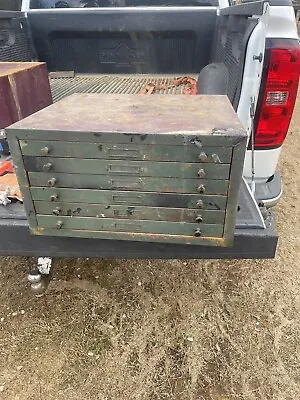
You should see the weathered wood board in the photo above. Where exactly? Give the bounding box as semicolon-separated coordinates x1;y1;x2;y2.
0;62;52;129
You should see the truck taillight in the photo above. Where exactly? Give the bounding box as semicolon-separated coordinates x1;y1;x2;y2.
254;41;300;150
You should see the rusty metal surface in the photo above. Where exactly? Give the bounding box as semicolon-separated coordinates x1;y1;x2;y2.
10;93;243;136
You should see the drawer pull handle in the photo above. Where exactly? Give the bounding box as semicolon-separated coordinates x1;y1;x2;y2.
195;215;203;223
108;164;141;175
199;152;208;162
49;194;58;202
112;194;142;205
52;207;61;216
197;184;205;194
108;148;140;159
196;200;203;209
197;168;205;178
40;147;50;156
56;220;63;229
43;163;52;172
48;178;57;187
194;228;202;237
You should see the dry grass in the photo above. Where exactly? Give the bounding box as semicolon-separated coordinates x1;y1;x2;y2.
0;98;299;400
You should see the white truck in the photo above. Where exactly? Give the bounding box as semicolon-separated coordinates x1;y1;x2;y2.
0;0;299;259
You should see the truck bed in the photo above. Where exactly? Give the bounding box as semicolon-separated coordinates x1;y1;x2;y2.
50;74;194;102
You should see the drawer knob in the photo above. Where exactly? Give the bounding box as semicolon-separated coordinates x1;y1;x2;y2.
43;163;52;172
197;168;205;178
56;220;63;229
199;152;208;162
49;194;58;202
195;215;203;223
48;178;57;187
194;228;202;237
211;153;221;163
193;139;202;149
40;146;50;156
197;184;205;194
52;207;61;216
196;200;203;209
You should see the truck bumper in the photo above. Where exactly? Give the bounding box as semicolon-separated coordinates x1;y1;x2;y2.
0;210;278;259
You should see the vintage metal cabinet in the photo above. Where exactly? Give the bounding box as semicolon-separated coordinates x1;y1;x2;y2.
7;94;247;246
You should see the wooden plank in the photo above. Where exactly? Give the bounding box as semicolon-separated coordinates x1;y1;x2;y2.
23;157;230;180
30;187;228;210
36;215;224;238
34;201;226;224
20;140;232;164
0;62;52;129
28;172;228;195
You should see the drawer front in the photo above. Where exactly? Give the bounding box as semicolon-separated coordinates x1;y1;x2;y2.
37;215;224;238
23;157;230;180
34;201;226;224
30;187;228;210
20;140;232;164
28;172;228;195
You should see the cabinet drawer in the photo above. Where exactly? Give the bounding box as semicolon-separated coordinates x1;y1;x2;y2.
37;215;224;238
34;201;226;224
28;172;228;195
30;187;228;210
20;140;232;164
23;157;230;180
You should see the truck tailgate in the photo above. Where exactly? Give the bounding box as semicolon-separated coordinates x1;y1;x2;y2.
0;178;277;258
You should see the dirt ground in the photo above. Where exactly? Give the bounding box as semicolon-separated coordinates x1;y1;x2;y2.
0;97;299;400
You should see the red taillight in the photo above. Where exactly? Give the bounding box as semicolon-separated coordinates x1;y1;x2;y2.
254;44;300;149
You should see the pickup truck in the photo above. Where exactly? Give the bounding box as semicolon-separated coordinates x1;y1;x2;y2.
0;0;299;259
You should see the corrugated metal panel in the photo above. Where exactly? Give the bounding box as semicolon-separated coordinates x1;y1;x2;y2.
0;17;32;62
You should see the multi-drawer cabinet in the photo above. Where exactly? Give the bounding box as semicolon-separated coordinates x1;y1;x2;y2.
7;93;247;246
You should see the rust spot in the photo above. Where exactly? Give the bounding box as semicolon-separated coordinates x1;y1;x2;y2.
127;206;135;215
31;227;44;235
140;134;147;141
209;202;221;210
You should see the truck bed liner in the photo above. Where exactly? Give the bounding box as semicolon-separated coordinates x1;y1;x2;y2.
50;74;195;102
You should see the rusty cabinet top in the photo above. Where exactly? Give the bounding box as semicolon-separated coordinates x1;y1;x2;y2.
8;93;244;136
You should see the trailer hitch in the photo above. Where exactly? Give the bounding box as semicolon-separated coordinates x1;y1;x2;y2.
28;257;52;296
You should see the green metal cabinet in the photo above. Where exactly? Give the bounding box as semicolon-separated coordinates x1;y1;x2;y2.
7;93;247;246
